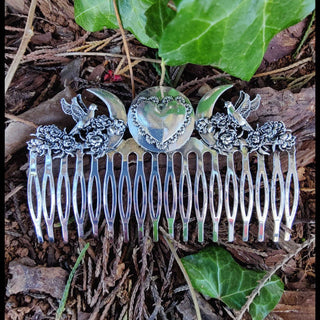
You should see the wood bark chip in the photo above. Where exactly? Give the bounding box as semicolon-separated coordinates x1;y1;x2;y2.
249;86;315;170
5;86;76;158
6;258;69;299
272;290;315;320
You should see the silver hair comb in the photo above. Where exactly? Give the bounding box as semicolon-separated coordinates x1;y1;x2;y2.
26;85;299;243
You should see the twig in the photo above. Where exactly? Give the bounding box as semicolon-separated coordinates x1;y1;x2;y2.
5;0;38;94
176;73;230;91
56;51;162;64
5;184;24;203
293;11;315;59
5;112;39;129
112;0;135;98
252;57;312;78
56;242;90;320
159;59;166;87
235;236;315;320
172;64;187;88
160;227;202;320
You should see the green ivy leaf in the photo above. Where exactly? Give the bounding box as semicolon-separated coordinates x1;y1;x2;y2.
74;0;158;48
145;0;176;43
158;0;314;80
181;246;284;320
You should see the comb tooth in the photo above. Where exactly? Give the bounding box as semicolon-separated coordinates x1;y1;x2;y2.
42;150;55;242
118;152;132;242
103;153;117;237
240;147;254;241
164;152;177;238
27;151;44;243
179;151;192;242
72;150;86;238
225;153;239;242
133;152;147;240
255;153;270;242
194;149;208;243
56;156;71;243
148;153;162;242
209;149;223;242
284;147;299;241
87;156;102;238
271;151;285;242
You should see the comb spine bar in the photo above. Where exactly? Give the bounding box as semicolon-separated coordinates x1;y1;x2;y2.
209;150;223;242
271;151;285;242
240;147;254;241
148;153;162;242
56;156;71;243
87;156;102;238
103;153;117;237
27;151;44;243
72;150;86;238
224;153;239;242
284;146;299;241
42;150;55;242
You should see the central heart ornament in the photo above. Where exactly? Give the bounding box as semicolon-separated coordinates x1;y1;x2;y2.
130;95;193;151
136;98;186;143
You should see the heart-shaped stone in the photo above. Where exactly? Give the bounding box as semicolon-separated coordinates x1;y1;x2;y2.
136;99;186;143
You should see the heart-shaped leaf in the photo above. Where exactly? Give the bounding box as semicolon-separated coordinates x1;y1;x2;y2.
158;0;314;80
74;0;158;48
181;246;284;320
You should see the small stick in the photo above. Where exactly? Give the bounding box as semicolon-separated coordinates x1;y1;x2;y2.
56;51;162;64
5;0;38;93
293;11;315;59
112;0;135;98
160;227;202;320
235;236;315;320
252;57;312;78
5;184;24;202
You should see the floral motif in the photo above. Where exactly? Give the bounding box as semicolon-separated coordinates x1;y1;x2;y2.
27;138;50;156
277;132;296;151
197;112;295;153
215;130;239;153
84;130;110;158
258;121;286;142
246;130;263;152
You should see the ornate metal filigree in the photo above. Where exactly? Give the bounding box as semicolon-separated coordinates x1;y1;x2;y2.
26;86;299;244
130;95;193;151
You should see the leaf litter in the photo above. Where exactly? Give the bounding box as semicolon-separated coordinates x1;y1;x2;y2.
5;1;315;320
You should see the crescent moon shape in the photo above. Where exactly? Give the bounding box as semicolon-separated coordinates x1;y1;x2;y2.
86;88;127;123
196;84;233;119
196;85;233;148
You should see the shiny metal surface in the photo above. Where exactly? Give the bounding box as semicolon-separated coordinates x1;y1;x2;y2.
26;86;300;243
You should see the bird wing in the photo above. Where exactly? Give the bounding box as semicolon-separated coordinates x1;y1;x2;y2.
76;94;89;113
60;98;73;115
241;94;261;119
70;96;87;123
234;91;251;118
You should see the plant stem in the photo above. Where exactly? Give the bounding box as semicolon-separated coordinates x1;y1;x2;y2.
160;227;202;320
56;242;90;320
293;11;315;59
252;57;312;78
159;59;166;87
5;0;38;94
112;0;135;98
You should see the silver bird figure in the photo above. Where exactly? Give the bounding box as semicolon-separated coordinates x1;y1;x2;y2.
61;94;98;136
225;91;261;132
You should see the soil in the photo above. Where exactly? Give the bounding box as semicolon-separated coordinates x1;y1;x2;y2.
4;2;315;320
